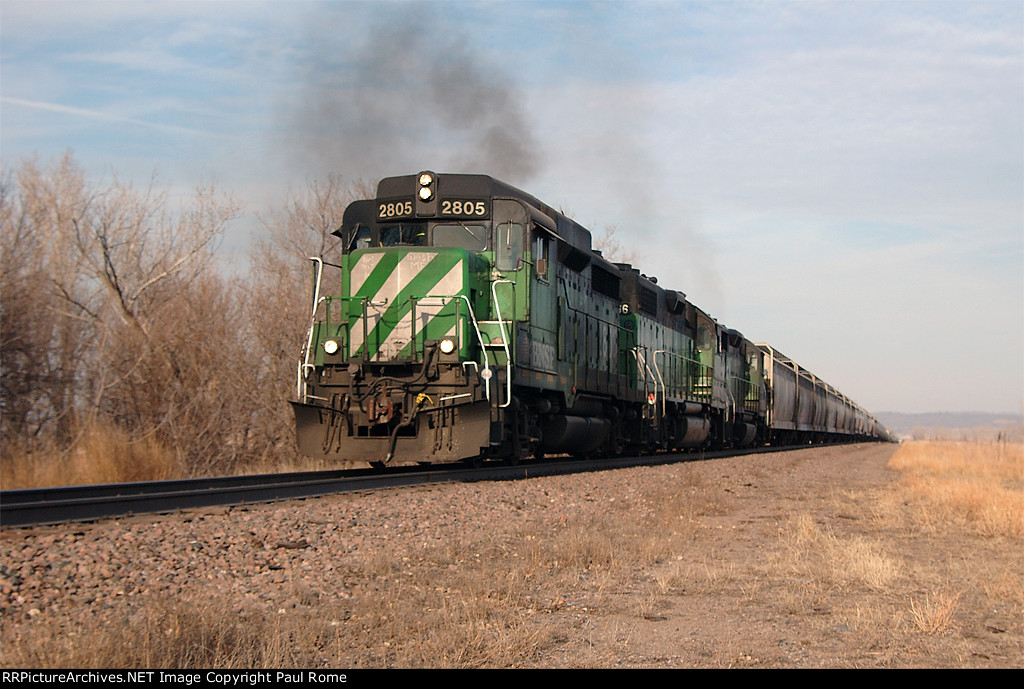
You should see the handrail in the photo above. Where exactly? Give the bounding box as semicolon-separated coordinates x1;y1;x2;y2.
422;293;493;402
728;374;760;413
297;257;326;402
490;279;514;408
630;345;659;411
300;288;496;403
652;349;711;414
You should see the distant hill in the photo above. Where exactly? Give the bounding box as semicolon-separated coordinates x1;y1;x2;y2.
876;411;1023;441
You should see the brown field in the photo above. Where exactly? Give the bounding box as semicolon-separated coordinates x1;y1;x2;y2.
0;424;335;490
1;440;1021;668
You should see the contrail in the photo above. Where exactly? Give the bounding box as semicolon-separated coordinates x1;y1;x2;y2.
2;97;214;137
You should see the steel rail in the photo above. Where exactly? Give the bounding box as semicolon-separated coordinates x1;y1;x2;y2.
0;465;459;528
0;443;863;528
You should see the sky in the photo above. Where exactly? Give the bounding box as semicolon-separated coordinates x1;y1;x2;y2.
1;0;1022;416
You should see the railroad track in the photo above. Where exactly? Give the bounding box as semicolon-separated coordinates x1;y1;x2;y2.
0;464;459;528
0;444;817;528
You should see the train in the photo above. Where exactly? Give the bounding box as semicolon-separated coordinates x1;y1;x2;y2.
291;172;893;467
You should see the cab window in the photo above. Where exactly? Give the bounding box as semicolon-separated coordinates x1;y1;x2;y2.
347;226;372;252
697;325;713;351
495;222;524;271
533;231;550;281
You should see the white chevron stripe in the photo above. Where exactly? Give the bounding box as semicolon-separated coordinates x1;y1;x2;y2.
349;252;474;359
349;252;437;356
373;259;464;360
349;252;385;297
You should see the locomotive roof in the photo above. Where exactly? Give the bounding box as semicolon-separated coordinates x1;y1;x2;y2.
376;172;593;253
376;173;545;212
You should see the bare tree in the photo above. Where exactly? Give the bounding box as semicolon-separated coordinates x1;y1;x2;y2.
96;271;251;474
3;156;378;479
241;175;369;464
1;154;95;446
1;152;241;476
593;224;641;266
77;179;235;409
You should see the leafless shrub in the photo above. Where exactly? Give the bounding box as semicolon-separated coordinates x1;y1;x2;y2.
1;152;245;483
241;175;369;467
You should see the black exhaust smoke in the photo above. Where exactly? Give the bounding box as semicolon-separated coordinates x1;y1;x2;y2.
285;4;544;184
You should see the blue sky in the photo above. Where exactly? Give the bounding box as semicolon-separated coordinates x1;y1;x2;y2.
2;0;1022;415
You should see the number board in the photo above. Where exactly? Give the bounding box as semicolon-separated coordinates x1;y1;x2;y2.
377;199;414;220
376;197;491;219
439;199;490;218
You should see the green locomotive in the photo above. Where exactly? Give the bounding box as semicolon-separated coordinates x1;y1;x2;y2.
291;172;886;466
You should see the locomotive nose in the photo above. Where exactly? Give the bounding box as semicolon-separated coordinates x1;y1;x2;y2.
346;247;477;363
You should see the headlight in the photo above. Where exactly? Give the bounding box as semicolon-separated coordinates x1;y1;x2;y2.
439;338;456;355
323;339;339;355
418;171;434;201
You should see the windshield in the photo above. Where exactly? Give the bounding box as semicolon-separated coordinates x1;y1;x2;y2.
432;224;488;251
380;224;427;246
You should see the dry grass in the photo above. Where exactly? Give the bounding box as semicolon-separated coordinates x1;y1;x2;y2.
4;599;280;668
881;440;1022;642
909;590;962;635
761;440;1022;658
1;424;179;489
775;514;902;592
331;471;717;666
1;426;332;490
884;440;1023;538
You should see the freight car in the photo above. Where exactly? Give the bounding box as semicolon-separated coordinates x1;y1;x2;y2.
291;172;890;466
